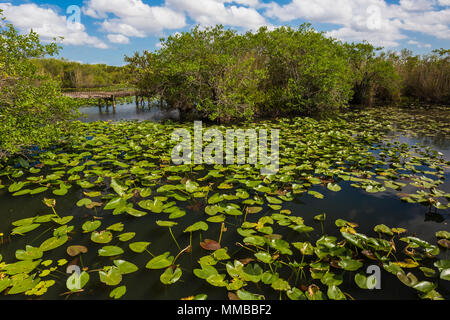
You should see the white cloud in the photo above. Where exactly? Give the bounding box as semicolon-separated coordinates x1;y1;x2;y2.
0;3;108;49
83;0;186;38
166;0;269;30
107;34;130;44
399;0;435;11
408;40;432;48
265;0;450;47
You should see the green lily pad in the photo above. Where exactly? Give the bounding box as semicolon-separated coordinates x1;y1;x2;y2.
146;252;174;269
110;285;127;299
98;246;124;257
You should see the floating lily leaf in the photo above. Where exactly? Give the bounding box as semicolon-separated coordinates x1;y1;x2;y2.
185;180;199;193
242;263;263;283
321;272;344;287
146;252;174;269
194;265;219;280
314;213;326;222
327;183;341;192
254;252;272;264
271;278;291;291
438;239;450;249
440;268;450;281
420;267;437;278
40;236;68;252
118;232;136;242
243;236;266;247
421;290;444;300
206;274;227;287
436;231;450;240
11;224;41;236
184;221;208;233
338;258;363;271
308;190;324;199
107;223;125;232
110;286;126;299
52;216;73;225
76;198;92;207
110;178;127;197
287;287;307;300
114;260;138;274
82;221;101;233
393;259;419;269
126;207;148;217
246;207;263;214
200;239;221;251
67;245;88;257
99;267;122;286
138;199;164;213
327;285;346;300
292;242;314;255
236;289;264;300
98;246;124;257
3;260;41;275
412;281;437;293
8;277;39;295
91;231;113;244
212;248;230;261
156;220;178;228
15;246;43;261
160;267;182;285
374;224;393;236
129;242;150;253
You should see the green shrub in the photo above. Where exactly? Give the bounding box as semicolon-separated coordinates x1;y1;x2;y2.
0;12;78;159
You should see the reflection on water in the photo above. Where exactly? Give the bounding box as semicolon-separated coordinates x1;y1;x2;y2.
78;102;180;122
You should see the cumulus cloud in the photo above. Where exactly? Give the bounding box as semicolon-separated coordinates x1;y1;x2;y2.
83;0;186;38
107;34;130;44
0;3;108;49
165;0;269;30
264;0;450;47
408;40;432;48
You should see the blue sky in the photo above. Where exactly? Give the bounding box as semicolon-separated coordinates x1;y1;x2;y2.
1;0;449;66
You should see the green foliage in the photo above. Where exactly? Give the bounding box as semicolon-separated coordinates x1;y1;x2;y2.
0;11;78;158
393;49;450;104
126;24;353;122
345;42;402;107
34;58;128;90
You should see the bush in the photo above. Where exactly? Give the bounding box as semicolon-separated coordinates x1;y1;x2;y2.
0;12;78;159
345;42;401;107
126;24;355;122
395;49;450;104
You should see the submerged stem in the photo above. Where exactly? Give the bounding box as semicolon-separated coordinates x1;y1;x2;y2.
169;227;181;251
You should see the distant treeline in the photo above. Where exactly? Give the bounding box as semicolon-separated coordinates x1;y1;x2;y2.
33;58;129;90
125;24;449;122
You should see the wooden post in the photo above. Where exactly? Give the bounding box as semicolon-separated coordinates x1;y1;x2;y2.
112;95;116;112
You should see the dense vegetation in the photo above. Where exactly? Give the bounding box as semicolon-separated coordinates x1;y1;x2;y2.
34;59;128;90
126;25;449;122
0;13;78;159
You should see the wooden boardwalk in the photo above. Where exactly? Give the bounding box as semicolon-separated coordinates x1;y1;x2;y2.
63;90;135;100
63;90;136;110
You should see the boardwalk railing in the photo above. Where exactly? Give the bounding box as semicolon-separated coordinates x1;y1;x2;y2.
62;91;135;100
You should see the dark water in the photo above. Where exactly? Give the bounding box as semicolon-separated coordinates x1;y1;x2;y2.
78;102;180;122
0;106;449;300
